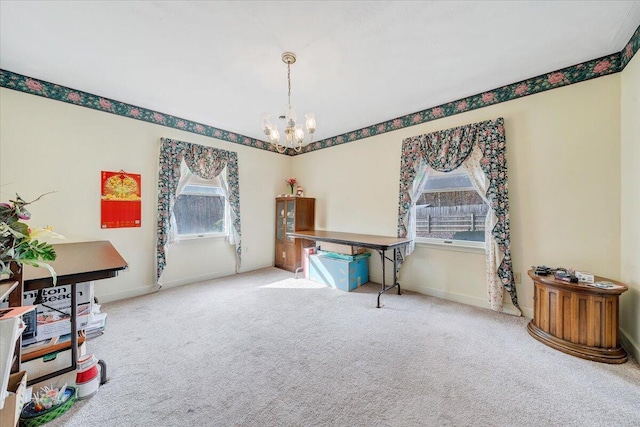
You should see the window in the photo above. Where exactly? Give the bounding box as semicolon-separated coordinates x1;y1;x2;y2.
173;175;228;238
415;167;488;246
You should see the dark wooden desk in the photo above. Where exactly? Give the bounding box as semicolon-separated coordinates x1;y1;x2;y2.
287;230;412;308
526;270;628;364
22;241;127;384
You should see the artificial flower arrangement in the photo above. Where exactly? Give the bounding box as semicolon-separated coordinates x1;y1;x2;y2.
31;383;70;411
0;192;62;283
286;177;297;194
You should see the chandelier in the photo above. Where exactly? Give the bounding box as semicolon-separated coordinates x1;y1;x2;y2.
262;52;316;154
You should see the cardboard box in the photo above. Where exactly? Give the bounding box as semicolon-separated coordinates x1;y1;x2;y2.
23;342;87;381
317;242;366;256
309;254;369;291
0;370;27;427
302;247;316;279
0;282;93;345
575;271;595;283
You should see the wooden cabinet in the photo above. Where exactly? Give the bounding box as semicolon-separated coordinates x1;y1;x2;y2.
2;263;24;375
275;197;315;272
526;270;628;364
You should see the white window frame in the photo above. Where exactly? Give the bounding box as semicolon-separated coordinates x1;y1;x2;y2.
414;168;487;250
173;176;230;241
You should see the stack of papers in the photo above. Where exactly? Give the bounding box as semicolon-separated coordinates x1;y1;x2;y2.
0;306;35;410
588;281;624;289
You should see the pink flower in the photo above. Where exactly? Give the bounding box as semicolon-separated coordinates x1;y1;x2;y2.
337;135;343;143
548;72;564;85
177;120;186;128
257;141;263;148
377;124;385;133
25;78;43;92
349;133;355;140
214;130;221;137
196;124;204;132
412;114;421;123
457;100;468;111
67;92;81;102
229;133;237;141
362;128;371;137
432;107;443;117
393;118;402;128
129;108;140;117
99;98;112;109
482;92;495;103
593;60;611;74
625;44;633;58
514;83;528;95
153;112;165;122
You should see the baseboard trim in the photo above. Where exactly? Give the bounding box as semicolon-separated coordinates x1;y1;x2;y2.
98;265;273;303
373;274;530;317
97;285;156;304
161;270;235;289
620;327;640;363
240;262;274;274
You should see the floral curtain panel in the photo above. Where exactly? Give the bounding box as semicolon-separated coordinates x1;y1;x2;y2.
462;145;504;310
397;118;519;313
157;138;241;281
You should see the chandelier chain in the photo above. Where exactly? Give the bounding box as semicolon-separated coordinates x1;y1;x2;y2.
287;62;292;108
262;51;315;154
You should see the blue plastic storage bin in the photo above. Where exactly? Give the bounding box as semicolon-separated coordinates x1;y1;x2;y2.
308;253;369;291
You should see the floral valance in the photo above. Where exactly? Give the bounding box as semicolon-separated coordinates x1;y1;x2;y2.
409;123;478;172
157;138;241;280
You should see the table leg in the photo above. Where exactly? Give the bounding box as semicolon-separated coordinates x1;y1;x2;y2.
377;248;402;308
70;283;78;370
377;249;386;308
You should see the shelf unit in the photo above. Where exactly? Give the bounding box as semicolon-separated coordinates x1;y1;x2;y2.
274;197;315;272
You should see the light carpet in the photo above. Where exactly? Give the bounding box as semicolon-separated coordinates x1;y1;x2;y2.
44;267;640;426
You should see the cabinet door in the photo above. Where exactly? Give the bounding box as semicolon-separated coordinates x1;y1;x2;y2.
275;242;285;269
284;242;297;271
285;200;295;243
276;200;285;242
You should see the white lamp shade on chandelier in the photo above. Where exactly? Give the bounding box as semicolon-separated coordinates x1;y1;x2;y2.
262;52;316;153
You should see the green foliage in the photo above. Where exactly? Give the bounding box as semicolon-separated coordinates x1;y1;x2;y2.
0;192;59;282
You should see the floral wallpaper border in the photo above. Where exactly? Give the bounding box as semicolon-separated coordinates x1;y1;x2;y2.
621;21;640;70
0;69;277;153
298;52;622;154
0;23;638;156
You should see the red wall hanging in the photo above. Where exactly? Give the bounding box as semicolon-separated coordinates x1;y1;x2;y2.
100;170;141;228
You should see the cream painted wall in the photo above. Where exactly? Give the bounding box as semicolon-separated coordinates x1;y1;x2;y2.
0;88;290;302
1;65;635;357
293;74;622;321
621;52;640;361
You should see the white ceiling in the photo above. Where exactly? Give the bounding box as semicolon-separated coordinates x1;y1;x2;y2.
1;1;639;144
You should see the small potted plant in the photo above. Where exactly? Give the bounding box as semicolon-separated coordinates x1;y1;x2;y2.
0;193;62;284
286;177;297;195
